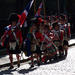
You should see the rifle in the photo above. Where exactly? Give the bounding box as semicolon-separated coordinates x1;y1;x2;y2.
63;10;68;32
42;0;46;20
50;11;52;28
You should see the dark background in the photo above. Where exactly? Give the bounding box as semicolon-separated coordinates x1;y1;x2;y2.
0;0;75;19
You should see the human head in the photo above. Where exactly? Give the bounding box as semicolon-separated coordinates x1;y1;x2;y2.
52;16;57;23
32;19;38;30
53;22;59;31
46;16;50;23
44;25;49;34
59;15;66;25
40;21;45;30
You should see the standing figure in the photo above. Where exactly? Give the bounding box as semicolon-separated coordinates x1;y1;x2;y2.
60;15;71;57
46;16;50;26
39;21;45;61
41;25;57;62
1;13;22;69
40;25;52;62
51;22;64;58
51;16;57;30
30;19;43;68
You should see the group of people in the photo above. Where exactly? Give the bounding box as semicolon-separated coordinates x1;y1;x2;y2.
0;13;71;69
26;14;71;68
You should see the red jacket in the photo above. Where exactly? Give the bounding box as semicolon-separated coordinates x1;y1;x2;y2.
51;30;64;42
31;30;43;43
43;33;54;43
3;27;23;45
60;24;71;38
35;31;43;42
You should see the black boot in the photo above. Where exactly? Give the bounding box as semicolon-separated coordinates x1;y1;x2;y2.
17;63;20;68
40;54;42;62
9;66;14;69
49;57;51;62
64;50;68;57
37;61;40;66
30;65;34;68
54;54;58;60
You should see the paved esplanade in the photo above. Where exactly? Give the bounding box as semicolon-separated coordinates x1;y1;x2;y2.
0;45;75;75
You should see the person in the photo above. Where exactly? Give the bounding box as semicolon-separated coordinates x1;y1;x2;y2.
29;18;43;68
51;22;64;58
41;25;52;62
39;21;45;61
41;25;57;62
52;16;57;24
46;16;51;31
51;16;57;30
1;13;22;69
46;16;50;26
59;15;71;57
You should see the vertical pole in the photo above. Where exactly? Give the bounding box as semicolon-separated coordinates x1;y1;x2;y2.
34;0;36;17
42;0;46;19
57;0;60;15
66;11;68;30
64;0;66;14
50;11;52;28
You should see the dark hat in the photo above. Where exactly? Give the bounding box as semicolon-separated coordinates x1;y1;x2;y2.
44;25;49;29
32;17;43;26
52;22;59;28
8;13;19;24
59;14;66;20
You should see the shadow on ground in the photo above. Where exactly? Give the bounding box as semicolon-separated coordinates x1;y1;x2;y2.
0;56;67;75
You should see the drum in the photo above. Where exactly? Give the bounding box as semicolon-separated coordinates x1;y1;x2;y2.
31;43;36;51
45;42;53;49
46;42;57;56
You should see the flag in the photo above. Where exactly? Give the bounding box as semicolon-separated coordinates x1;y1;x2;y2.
18;0;34;27
27;2;43;35
4;25;12;31
1;25;12;46
4;0;34;31
24;21;28;27
35;2;43;17
25;3;43;56
26;2;43;39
